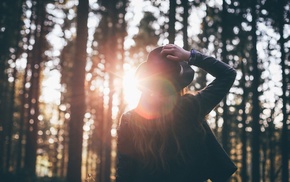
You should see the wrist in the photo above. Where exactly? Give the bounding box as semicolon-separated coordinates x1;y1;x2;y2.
188;49;197;65
184;50;191;61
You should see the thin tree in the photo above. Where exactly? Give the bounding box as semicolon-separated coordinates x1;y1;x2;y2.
250;0;261;181
5;0;24;171
0;0;24;173
16;1;39;173
103;1;118;181
23;0;46;178
278;1;289;181
90;10;109;182
66;0;89;182
58;7;76;178
240;60;249;182
221;0;230;154
238;2;252;181
168;0;177;43
181;0;189;50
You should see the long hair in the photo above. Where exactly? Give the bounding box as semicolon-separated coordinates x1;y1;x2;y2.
130;93;206;172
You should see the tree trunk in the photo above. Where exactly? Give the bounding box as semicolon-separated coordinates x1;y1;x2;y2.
66;0;88;181
268;101;277;182
168;0;176;43
17;55;30;174
95;92;104;182
221;0;229;154
241;61;249;182
262;143;267;182
278;1;289;181
53;125;61;176
103;2;118;180
60;117;67;178
250;0;260;181
181;0;189;50
24;0;45;177
104;76;114;182
0;0;23;173
5;0;24;172
16;0;38;174
0;0;8;171
16;1;37;173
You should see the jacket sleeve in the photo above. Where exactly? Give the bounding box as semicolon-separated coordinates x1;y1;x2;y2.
189;50;237;117
116;114;136;182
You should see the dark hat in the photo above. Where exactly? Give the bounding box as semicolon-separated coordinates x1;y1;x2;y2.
135;46;194;95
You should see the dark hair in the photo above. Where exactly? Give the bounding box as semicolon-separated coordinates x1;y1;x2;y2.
131;94;206;171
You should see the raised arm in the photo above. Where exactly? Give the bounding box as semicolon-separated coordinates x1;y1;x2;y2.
188;49;236;116
161;44;237;117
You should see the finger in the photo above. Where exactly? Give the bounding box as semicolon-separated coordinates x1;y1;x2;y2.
166;55;179;61
161;48;174;55
162;44;175;51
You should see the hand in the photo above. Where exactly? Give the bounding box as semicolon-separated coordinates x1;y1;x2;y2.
161;44;190;62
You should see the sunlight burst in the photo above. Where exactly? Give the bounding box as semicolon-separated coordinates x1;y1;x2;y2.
123;64;141;110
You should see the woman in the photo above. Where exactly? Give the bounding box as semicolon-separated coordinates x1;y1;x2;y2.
116;44;237;182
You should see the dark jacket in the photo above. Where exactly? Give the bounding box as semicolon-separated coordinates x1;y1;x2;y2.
116;51;237;182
